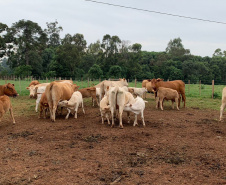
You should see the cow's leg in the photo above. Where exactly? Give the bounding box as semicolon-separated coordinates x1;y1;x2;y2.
106;113;111;125
118;106;124;129
0;111;4;122
35;95;41;112
182;93;186;108
94;96;99;107
100;110;104;124
9;106;15;124
52;101;59;122
65;108;71;119
175;98;179;110
155;97;159;109
127;112;130;123
74;103;79;119
39;106;43;119
81;100;85;114
178;94;181;108
44;108;47;119
220;102;226;121
111;107;115;127
133;114;138;126
160;98;164;110
141;111;145;127
171;100;174;109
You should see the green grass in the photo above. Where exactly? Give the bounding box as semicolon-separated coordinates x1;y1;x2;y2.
0;80;224;112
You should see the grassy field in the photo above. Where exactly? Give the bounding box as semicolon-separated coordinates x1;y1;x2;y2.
0;79;224;111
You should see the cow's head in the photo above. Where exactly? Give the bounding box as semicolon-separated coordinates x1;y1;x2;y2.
72;84;79;91
150;78;163;91
58;100;68;107
4;83;18;97
26;85;36;98
28;80;40;87
119;78;128;86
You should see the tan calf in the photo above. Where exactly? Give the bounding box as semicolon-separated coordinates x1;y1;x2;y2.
39;93;49;119
0;95;15;123
156;87;179;110
79;87;99;106
99;95;111;125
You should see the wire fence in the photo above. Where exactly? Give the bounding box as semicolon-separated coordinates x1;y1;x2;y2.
0;76;225;98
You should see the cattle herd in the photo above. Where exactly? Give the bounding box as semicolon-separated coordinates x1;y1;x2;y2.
0;78;226;126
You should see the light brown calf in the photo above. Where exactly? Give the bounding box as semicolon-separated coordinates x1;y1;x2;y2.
156;87;179;110
79;87;99;106
39;93;49;119
0;95;15;123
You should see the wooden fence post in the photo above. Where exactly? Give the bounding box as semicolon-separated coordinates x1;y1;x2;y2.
135;78;137;88
212;80;214;99
59;77;61;81
199;80;201;96
188;80;190;95
19;77;21;94
81;77;83;88
87;78;89;87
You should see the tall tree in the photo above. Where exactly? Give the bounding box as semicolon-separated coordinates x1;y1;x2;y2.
0;23;8;58
7;20;47;68
45;20;63;48
166;37;190;57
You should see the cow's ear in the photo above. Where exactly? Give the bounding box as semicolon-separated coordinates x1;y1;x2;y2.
107;86;109;90
26;87;30;90
157;78;161;82
123;78;125;81
12;84;15;86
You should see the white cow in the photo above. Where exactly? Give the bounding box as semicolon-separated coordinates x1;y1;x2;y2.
98;78;128;98
128;87;147;97
92;87;101;106
117;87;136;128
124;96;147;127
220;87;226;121
58;91;85;119
26;83;50;112
99;95;111;125
106;86;119;127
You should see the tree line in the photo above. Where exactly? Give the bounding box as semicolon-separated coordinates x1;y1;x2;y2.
0;20;226;84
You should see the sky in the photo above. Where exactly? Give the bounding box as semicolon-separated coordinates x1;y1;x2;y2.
1;0;226;57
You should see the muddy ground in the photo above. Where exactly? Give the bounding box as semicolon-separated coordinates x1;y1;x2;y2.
0;96;226;185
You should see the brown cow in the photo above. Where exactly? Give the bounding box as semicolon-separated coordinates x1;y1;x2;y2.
79;87;99;106
0;95;15;123
150;78;186;108
39;92;49;119
45;82;79;122
0;83;18;97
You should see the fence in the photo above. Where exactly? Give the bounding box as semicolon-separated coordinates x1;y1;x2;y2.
0;76;225;98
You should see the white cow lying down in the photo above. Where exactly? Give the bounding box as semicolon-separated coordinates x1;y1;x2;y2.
58;91;85;119
124;96;147;127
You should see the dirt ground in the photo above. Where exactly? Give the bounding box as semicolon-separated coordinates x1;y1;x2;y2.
0;96;226;185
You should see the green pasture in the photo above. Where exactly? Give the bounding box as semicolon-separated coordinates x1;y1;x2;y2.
0;80;224;111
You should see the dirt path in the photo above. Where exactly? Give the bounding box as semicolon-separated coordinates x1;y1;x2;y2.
0;101;226;185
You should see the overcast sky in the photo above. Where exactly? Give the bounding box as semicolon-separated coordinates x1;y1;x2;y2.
1;0;226;57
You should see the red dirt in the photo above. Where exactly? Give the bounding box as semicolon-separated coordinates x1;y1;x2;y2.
0;98;226;185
